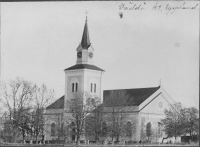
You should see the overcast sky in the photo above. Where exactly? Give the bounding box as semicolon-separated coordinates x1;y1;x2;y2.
1;1;199;108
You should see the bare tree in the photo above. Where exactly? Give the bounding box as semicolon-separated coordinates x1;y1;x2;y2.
181;107;199;141
140;117;146;141
66;92;94;144
32;84;54;144
85;96;104;142
103;90;130;142
0;77;35;143
161;102;182;143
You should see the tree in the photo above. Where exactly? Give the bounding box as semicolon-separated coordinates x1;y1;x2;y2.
181;107;199;141
103;90;130;142
0;77;35;143
146;122;152;142
1;112;13;143
66;92;94;144
0;78;54;143
140;117;146;141
85;97;104;142
161;102;183;143
18;107;32;143
32;84;54;144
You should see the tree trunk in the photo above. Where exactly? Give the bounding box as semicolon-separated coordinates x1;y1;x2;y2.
35;134;38;144
111;133;114;142
12;129;16;143
22;131;25;144
190;131;192;141
175;136;176;144
76;134;80;145
162;136;168;143
42;135;45;144
116;135;119;142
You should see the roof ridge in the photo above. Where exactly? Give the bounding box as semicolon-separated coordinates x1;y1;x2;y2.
104;86;160;91
64;64;104;71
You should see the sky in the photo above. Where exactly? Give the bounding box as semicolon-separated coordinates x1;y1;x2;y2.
1;1;199;109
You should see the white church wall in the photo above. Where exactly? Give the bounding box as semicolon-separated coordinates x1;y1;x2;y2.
102;107;140;142
85;69;103;100
140;93;171;115
138;92;171;143
139;112;165;142
65;74;83;108
123;112;140;141
44;112;64;141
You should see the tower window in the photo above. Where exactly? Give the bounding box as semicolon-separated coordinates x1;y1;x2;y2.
94;84;96;93
91;83;93;92
70;78;79;93
76;83;78;92
72;83;74;92
72;83;78;92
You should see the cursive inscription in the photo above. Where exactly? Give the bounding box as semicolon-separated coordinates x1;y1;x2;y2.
119;2;146;11
165;2;198;14
119;2;199;15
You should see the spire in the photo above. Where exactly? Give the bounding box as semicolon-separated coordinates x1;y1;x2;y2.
81;17;91;49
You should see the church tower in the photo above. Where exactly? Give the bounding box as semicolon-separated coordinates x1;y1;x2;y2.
64;18;104;110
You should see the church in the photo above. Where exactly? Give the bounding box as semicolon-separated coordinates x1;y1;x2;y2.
44;17;177;144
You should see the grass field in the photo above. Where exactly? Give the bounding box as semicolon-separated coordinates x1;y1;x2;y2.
0;143;199;147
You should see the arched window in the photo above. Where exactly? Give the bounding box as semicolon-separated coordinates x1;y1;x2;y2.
126;122;132;137
94;84;96;93
51;123;56;136
76;83;78;92
70;78;79;93
91;83;93;92
146;122;152;140
89;78;98;93
158;122;162;137
72;83;74;92
72;83;78;92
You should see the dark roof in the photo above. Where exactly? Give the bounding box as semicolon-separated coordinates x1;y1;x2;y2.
64;64;104;71
103;86;160;107
46;95;64;110
81;19;91;49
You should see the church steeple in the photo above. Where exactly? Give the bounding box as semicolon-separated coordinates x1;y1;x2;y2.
76;17;94;65
81;18;91;49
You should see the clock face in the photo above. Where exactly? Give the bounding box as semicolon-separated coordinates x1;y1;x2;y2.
77;51;82;59
88;52;93;59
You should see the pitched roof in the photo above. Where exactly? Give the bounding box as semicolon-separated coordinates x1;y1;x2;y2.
64;64;104;71
81;19;91;49
103;86;160;107
46;95;64;110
